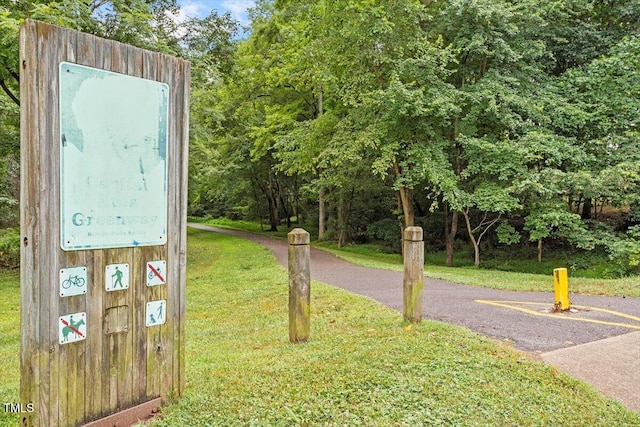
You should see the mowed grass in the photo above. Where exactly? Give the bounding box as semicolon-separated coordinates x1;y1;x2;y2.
153;228;639;425
0;270;20;427
1;230;638;426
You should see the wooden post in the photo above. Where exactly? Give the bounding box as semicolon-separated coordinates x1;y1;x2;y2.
288;228;310;343
403;226;424;323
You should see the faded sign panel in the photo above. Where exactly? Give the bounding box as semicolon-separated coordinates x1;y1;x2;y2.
59;62;169;250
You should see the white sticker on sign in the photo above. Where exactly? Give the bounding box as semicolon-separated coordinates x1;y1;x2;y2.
105;263;130;291
146;260;166;286
59;312;87;344
60;266;88;297
146;300;166;327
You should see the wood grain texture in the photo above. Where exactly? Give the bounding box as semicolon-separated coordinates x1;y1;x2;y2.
403;226;424;323
288;229;311;343
20;20;189;427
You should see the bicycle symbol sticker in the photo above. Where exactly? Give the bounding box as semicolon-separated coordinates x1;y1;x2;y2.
59;266;88;297
146;260;166;287
146;300;166;327
105;263;130;291
59;312;87;344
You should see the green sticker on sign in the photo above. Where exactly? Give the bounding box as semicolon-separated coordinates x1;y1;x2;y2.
105;263;130;291
59;62;169;250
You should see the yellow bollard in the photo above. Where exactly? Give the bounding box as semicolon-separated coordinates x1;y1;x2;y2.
553;268;570;311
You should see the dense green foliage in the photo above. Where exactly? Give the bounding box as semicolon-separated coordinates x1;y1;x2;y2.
0;0;239;227
0;227;18;269
1;1;639;275
186;0;640;275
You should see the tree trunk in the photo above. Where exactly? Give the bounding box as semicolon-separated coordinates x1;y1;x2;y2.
463;210;480;267
266;172;279;231
337;187;355;248
574;195;583;214
279;192;291;228
318;186;326;241
316;85;326;241
337;194;347;248
581;197;592;219
398;186;415;227
267;195;279;231
251;176;265;231
538;238;543;263
444;203;459;267
392;157;414;228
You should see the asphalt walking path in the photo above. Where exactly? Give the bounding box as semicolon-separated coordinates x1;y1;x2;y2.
189;223;640;413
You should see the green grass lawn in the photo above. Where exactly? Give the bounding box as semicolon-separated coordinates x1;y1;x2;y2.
0;270;20;427
1;229;639;426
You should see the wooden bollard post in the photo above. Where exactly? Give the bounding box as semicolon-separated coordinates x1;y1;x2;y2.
288;228;311;343
403;226;424;323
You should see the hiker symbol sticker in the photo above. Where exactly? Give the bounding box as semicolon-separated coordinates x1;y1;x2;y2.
59;312;87;344
146;260;166;286
106;263;130;291
146;300;166;327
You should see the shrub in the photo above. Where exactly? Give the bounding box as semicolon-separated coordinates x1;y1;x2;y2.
0;196;18;228
0;227;19;269
367;218;401;252
607;227;640;277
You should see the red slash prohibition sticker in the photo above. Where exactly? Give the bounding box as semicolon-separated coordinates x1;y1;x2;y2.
59;312;86;344
147;260;166;286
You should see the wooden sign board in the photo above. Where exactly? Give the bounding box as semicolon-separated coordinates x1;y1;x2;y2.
20;20;189;427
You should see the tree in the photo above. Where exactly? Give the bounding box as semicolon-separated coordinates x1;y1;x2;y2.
426;0;564;266
0;0;185;105
320;0;457;231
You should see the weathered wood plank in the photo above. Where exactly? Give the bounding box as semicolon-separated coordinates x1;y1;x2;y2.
159;51;178;399
131;248;147;401
59;26;89;427
146;49;173;401
19;19;40;427
174;57;190;397
82;25;110;423
88;250;105;419
146;245;167;399
37;20;62;427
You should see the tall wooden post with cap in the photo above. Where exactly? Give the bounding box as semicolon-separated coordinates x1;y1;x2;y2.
403;226;424;323
288;228;311;343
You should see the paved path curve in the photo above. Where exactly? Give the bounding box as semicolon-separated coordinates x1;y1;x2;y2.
189;224;640;412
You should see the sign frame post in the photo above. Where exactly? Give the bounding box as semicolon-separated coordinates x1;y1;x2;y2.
20;20;189;426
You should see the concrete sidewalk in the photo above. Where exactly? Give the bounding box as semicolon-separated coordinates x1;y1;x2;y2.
188;223;640;413
542;331;640;412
